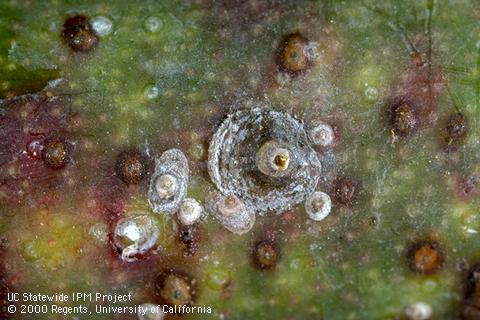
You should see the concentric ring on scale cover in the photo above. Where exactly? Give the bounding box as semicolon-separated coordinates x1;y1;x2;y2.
208;107;322;214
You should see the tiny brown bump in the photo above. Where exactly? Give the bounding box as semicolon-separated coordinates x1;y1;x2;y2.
332;176;359;206
155;270;195;308
444;112;468;149
275;32;311;76
407;240;444;275
253;240;280;270
62;15;98;52
389;100;419;137
42;139;69;169
446;113;467;139
115;150;147;185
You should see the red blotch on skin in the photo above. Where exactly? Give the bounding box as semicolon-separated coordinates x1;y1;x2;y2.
214;1;287;27
84;175;128;218
0;92;73;207
385;56;448;135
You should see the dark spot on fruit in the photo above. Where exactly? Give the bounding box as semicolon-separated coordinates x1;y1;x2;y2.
62;15;98;52
178;224;200;256
389;100;419;137
444;113;468;149
253;240;280;270
462;263;480;319
275;32;311;76
0;92;74;206
115;150;148;185
332;176;359;206
155;270;195;308
42;139;69;169
446;113;467;140
407;240;444;275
